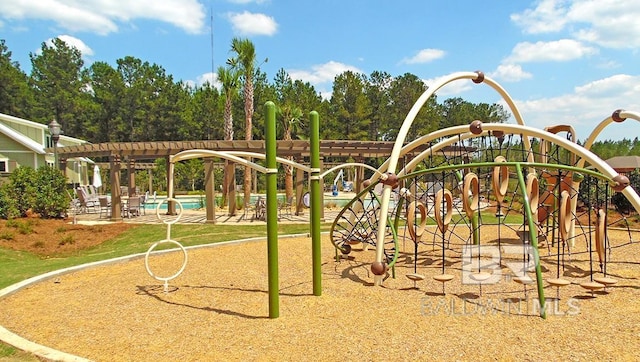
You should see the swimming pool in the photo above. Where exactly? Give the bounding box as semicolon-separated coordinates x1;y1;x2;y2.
145;194;367;210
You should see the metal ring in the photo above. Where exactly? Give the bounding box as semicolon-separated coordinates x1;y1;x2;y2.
406;201;427;242
462;172;480;218
492;156;509;203
526;173;539;219
559;191;572;242
155;197;184;225
434;189;453;233
595;208;606;266
145;239;188;282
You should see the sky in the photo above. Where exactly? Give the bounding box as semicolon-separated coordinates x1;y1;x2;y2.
0;0;639;142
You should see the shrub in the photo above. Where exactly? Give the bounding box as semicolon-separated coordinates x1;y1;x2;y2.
0;166;68;219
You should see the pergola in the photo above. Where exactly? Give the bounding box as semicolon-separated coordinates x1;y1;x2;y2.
53;140;461;222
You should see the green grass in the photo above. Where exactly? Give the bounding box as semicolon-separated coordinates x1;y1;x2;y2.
0;223;325;290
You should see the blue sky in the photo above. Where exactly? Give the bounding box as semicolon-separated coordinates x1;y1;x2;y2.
1;0;639;142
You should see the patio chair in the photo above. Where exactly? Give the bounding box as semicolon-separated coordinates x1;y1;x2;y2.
254;196;266;221
278;196;294;218
77;187;99;213
140;192;148;215
98;196;111;218
123;196;141;218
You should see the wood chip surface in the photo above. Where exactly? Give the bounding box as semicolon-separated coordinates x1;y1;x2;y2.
1;226;639;361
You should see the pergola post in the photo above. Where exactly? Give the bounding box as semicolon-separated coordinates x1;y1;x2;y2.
109;154;122;221
204;158;216;224
226;161;236;216
128;158;136;196
165;157;176;215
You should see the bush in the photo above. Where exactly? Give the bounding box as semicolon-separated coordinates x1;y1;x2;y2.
0;166;68;219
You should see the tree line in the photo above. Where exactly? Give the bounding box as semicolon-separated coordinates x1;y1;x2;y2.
0;37;512;145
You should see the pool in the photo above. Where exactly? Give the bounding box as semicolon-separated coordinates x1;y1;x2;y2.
144;194;372;210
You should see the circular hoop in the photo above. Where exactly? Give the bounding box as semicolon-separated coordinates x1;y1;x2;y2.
462;172;480;218
406;201;427;242
526;173;539;219
145;239;188;282
559;190;572;242
434;189;453;233
155;197;184;225
302;192;311;208
595;208;606;266
492;156;509;203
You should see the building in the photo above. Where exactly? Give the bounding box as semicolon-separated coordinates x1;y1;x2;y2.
0;112;92;185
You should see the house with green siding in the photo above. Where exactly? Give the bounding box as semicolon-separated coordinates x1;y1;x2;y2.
0;112;91;185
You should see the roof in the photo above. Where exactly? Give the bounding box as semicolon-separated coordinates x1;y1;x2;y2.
0;121;46;154
605;155;640;171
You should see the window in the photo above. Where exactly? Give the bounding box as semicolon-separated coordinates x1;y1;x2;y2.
0;160;7;172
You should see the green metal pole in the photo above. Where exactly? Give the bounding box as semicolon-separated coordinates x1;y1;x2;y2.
309;110;322;296
515;163;546;319
265;101;279;318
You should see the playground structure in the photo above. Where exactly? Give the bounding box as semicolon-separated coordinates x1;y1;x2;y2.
329;71;640;318
146;71;640;320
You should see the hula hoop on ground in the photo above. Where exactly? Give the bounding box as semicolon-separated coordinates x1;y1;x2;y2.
434;189;453;233
462;172;480;219
407;200;427;242
145;239;188;292
492;156;509;204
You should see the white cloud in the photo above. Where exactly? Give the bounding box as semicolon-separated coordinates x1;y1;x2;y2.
400;48;445;65
510;0;569;34
227;11;277;36
511;0;640;48
288;61;362;85
49;35;94;56
196;72;221;88
0;0;206;35
489;64;533;82
505;39;598;63
514;74;640;140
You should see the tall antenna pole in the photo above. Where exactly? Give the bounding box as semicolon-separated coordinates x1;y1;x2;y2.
209;4;215;140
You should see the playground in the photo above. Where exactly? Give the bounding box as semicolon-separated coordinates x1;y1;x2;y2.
2;71;640;360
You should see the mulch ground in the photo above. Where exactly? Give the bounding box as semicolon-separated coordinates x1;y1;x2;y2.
1;226;640;361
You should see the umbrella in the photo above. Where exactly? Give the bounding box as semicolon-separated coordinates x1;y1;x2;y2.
93;165;103;189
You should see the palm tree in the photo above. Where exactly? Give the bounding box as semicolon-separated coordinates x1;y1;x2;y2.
228;38;257;208
277;104;304;203
217;65;239;214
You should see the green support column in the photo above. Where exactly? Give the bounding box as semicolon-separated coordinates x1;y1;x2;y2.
265;101;280;318
515;163;546;319
309;111;322;296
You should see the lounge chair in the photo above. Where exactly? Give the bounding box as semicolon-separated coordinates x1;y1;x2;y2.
77;187;99;213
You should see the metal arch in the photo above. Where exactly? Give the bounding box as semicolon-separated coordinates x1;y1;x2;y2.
224;151;312;173
581;110;640;159
171;149;269;173
373;72;531;275
320;162;384;180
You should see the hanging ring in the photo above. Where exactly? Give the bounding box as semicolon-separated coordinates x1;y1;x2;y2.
526;173;539;220
462;172;480;219
559;190;572;242
406;200;427;242
434;189;453;233
492;156;509;203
